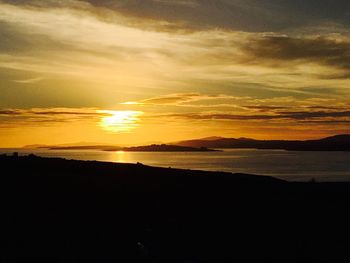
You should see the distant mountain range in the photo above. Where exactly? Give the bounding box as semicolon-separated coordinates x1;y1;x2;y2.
27;144;217;152
119;144;218;152
173;134;350;151
23;134;350;151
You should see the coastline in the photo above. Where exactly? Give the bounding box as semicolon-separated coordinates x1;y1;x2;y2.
2;154;350;261
1;149;350;182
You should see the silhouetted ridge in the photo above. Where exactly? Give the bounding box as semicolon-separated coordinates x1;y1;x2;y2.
30;144;218;152
318;134;350;142
2;154;350;262
175;134;350;151
121;144;219;152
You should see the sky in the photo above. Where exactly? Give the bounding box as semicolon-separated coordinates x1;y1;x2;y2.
1;0;350;147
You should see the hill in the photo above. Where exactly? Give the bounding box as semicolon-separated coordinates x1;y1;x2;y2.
174;134;350;151
120;144;219;152
31;144;218;152
2;154;350;262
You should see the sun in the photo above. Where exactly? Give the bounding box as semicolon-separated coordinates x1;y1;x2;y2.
98;110;143;133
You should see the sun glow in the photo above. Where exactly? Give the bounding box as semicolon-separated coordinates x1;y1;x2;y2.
98;110;143;133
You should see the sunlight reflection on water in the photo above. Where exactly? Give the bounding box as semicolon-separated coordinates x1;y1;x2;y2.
113;150;129;163
1;148;350;182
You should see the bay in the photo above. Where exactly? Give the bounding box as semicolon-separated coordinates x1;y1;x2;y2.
1;148;350;182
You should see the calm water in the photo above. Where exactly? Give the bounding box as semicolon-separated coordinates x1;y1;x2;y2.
1;148;350;181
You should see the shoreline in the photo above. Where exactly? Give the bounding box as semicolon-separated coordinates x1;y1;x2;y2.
2;154;350;261
1;150;350;182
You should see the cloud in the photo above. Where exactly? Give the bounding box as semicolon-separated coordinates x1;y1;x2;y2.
279;110;350;120
0;108;144;136
241;35;350;73
4;0;350;33
130;93;204;105
0;108;107;127
122;93;350;114
4;105;350;126
1;1;350;115
0;110;21;115
0;108;108;116
160;110;350;123
12;77;43;84
151;0;199;8
1;1;350;143
243;105;288;112
80;0;350;32
121;93;243;106
1;1;349;96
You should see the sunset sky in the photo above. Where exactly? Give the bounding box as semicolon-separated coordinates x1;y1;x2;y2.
1;0;350;147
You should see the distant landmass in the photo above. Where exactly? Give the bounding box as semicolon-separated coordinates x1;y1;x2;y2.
30;144;218;152
119;144;219;152
174;134;350;151
23;134;350;152
40;145;123;151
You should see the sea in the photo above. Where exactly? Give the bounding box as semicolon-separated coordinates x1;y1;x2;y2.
1;148;350;182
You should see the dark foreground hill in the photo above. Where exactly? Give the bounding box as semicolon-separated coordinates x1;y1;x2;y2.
1;155;350;262
175;134;350;151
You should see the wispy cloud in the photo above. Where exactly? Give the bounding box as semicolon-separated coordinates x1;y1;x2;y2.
0;108;107;128
12;77;43;84
122;93;350;112
121;93;244;106
161;110;350;123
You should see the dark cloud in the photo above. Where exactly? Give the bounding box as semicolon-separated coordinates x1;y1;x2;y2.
83;0;350;31
241;35;350;73
0;20;79;55
298;120;350;124
164;110;350;122
280;110;350;120
305;106;349;110
5;107;350;125
30;110;103;116
3;0;350;32
0;108;106;127
0;110;21;115
244;105;288;112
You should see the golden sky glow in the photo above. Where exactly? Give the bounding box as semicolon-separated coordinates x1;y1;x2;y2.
0;0;350;147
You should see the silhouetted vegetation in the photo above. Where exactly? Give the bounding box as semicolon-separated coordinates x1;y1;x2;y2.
2;154;350;262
